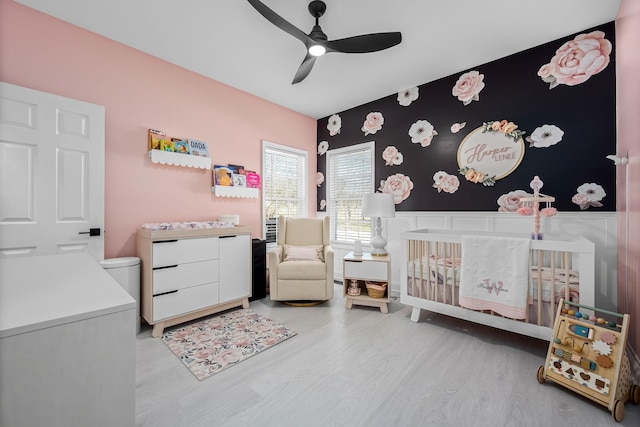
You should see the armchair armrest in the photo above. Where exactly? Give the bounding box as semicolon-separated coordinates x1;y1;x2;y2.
268;245;283;274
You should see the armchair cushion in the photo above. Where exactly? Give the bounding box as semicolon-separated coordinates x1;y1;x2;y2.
283;245;324;262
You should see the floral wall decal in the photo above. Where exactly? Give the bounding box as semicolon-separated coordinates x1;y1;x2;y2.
319;200;326;210
526;124;564;148
316;172;324;187
382;146;403;166
497;190;533;212
317;140;329;155
409;120;438;146
362;112;384;136
398;87;419;106
483;120;526;142
315;22;615;212
538;30;612;89
432;171;460;194
452;70;485;105
572;183;605;210
327;114;341;136
379;173;413;204
450;122;466;133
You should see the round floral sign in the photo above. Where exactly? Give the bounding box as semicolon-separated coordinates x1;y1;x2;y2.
456;120;525;186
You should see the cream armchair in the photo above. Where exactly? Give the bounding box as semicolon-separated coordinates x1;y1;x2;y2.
268;216;334;302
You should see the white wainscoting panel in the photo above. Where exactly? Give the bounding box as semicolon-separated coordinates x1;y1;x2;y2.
326;211;618;311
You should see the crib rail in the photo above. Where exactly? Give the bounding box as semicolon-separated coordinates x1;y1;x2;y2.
401;229;595;341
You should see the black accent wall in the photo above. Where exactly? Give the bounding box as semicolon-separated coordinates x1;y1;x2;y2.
316;22;616;213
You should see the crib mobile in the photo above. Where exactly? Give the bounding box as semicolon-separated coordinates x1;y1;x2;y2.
518;175;557;240
537;299;640;422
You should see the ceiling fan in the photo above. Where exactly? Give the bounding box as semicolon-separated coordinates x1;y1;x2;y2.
247;0;402;84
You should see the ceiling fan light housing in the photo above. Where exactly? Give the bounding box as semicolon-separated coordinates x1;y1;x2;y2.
309;44;326;56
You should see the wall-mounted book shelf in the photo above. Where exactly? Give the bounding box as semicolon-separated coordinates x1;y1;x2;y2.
212;186;259;198
149;150;211;170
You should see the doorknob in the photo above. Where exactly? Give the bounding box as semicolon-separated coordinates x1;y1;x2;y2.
78;228;101;236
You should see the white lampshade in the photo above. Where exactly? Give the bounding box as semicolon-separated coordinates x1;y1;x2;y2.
362;193;395;256
362;193;396;218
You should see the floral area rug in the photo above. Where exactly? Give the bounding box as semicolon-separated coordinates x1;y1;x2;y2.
161;309;297;380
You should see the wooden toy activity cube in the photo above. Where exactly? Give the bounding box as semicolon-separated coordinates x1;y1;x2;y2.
537;299;640;422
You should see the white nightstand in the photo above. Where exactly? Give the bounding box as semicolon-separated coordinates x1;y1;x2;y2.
342;252;391;313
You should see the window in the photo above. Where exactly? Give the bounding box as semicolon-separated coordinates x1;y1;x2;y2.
326;142;375;243
262;141;308;244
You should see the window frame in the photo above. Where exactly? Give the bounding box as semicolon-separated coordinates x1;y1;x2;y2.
325;141;375;245
261;140;308;245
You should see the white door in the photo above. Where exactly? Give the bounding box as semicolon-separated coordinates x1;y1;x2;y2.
0;82;105;260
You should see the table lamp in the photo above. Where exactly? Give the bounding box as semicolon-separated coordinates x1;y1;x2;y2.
362;192;395;256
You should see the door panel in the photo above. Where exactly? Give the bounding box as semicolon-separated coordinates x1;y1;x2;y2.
0;82;105;260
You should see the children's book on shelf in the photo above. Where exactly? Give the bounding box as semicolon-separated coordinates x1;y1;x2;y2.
188;139;210;157
148;129;172;151
232;173;247;187
228;164;245;175
172;138;190;155
213;165;233;186
245;171;261;188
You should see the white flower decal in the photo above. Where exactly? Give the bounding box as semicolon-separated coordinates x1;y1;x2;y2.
497;190;533;212
450;122;466;133
379;173;413;204
320;200;326;210
397;87;419;106
572;182;605;210
316;172;324;187
362;112;384;136
432;171;460;194
409;120;438;147
382;146;403;166
317;140;329;155
452;70;485;105
327;114;341;136
526;125;564;148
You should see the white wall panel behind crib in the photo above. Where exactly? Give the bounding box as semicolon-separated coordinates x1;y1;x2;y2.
325;211;617;312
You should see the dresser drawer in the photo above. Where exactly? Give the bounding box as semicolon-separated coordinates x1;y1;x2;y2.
152;282;219;321
153;237;218;267
153;260;218;294
344;259;388;281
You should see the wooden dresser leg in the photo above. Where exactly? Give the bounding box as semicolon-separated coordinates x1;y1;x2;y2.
151;323;164;338
380;303;389;314
242;298;250;309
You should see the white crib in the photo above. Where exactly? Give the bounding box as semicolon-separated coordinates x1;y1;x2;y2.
400;229;595;341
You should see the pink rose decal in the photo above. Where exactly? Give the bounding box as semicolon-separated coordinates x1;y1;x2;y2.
382;146;403;166
379;173;413;204
497;190;532;212
317;172;324;187
452;70;485;105
362;112;384;136
572;182;605;210
539;31;611;89
450;122;466;133
409;120;438;147
432;171;460;194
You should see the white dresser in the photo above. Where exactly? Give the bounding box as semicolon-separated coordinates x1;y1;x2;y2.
137;226;252;337
0;253;136;427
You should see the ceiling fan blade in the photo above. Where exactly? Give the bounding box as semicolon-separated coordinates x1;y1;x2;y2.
292;54;318;84
326;32;402;54
247;0;312;47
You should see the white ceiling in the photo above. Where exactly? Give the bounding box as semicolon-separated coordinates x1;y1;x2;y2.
15;0;622;119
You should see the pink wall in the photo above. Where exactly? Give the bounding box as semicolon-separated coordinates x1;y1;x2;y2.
616;0;640;355
0;0;317;259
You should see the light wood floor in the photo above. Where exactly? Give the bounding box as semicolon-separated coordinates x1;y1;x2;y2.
136;285;640;426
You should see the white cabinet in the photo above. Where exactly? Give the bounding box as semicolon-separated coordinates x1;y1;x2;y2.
0;253;136;427
137;226;252;337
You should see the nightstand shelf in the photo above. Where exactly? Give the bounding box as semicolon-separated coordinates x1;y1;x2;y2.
343;252;391;314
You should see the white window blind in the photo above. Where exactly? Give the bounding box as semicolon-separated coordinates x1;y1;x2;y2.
327;142;374;243
262;141;307;244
